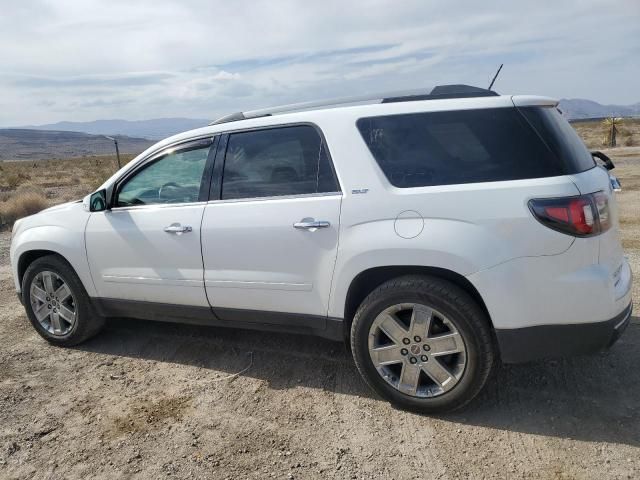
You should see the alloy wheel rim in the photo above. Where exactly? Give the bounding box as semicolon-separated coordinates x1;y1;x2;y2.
368;303;467;398
29;271;77;336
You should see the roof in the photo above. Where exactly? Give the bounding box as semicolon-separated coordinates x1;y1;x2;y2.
210;84;498;126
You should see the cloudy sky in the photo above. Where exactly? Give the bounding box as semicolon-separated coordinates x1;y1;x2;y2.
1;0;638;126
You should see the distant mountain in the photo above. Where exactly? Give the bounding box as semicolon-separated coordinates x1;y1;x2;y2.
0;129;153;161
21;118;210;140
559;99;640;120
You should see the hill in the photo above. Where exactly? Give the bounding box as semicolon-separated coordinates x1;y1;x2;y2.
558;99;640;120
22;118;209;140
0;129;153;161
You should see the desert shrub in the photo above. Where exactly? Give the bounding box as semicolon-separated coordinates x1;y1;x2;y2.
624;135;634;147
0;191;48;227
84;168;113;190
1;171;31;189
14;184;44;197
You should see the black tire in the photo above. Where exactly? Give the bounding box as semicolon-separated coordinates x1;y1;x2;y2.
22;255;105;346
350;275;495;413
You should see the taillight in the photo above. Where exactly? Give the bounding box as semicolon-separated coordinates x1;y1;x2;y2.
528;192;611;237
592;191;611;232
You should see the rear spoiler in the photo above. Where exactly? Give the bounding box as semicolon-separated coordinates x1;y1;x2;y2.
511;96;559;108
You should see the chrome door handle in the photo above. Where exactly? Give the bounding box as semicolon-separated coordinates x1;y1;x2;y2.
164;224;192;234
293;219;330;230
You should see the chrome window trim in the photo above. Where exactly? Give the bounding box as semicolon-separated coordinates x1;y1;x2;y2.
206;191;342;205
109;191;342;210
108;201;208;212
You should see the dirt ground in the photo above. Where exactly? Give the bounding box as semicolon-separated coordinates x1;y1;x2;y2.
0;150;639;479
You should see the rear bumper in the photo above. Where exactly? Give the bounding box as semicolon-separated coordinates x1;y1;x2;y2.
496;301;633;363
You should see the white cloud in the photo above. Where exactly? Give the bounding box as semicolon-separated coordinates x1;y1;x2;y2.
0;0;638;126
211;71;241;81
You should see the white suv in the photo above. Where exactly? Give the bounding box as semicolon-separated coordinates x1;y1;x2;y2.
9;85;633;412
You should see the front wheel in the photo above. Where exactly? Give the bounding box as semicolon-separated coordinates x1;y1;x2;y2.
350;275;495;413
22;255;104;346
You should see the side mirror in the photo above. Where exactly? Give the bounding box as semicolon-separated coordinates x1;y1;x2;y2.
83;189;108;212
591;151;615;171
590;152;621;192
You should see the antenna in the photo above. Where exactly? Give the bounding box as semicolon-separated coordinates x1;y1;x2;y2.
488;64;503;91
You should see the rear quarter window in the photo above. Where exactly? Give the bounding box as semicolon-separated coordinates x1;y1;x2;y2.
356;107;566;188
518;106;596;173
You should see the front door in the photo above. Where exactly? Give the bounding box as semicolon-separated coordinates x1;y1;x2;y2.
201;125;342;324
85;137;216;307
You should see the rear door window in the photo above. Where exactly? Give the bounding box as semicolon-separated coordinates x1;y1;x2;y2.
357;108;566;188
221;125;339;200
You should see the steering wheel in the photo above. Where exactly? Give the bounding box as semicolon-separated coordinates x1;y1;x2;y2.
158;182;181;201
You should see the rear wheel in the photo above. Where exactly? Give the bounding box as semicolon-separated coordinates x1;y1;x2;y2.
350;275;495;413
22;255;104;346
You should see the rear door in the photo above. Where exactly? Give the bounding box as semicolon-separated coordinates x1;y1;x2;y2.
201;125;342;325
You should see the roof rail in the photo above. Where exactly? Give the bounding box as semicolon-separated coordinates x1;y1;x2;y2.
209;84;498;125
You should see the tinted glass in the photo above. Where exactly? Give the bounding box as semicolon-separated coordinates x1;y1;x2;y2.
117;144;210;206
357;108;565;188
221;125;339;200
519;106;595;173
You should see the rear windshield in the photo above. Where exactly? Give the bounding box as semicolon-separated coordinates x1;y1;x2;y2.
356;107;591;188
518;106;595;173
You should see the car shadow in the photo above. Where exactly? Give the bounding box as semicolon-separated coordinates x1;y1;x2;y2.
77;315;640;447
442;316;640;447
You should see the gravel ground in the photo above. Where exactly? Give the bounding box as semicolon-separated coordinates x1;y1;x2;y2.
0;153;639;479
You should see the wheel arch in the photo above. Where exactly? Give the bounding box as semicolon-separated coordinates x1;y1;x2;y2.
343;265;493;337
18;250;73;288
11;222;97;297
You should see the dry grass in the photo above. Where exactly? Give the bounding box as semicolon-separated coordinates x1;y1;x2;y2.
0;154;135;228
609;151;640;251
1;154;133;192
571;118;640;150
0;191;48;226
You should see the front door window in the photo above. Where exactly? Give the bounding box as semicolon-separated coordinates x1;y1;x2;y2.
117;143;212;206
